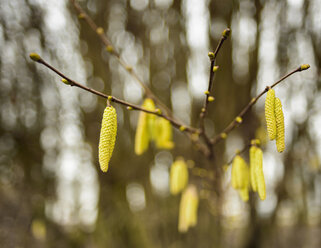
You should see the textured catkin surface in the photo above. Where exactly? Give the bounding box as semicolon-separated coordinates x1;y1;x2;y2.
265;89;276;140
250;146;258;192
255;148;266;200
275;97;285;153
99;106;117;172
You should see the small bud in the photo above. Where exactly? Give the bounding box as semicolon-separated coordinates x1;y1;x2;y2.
208;52;215;60
127;106;133;110
300;64;310;71
220;133;227;139
106;45;114;53
222;28;231;38
96;27;104;35
204;90;210;95
179;126;186;132
251;97;256;104
61;78;70;85
78;13;85;19
201;108;206;113
235;116;242;123
29;53;41;62
208;96;215;102
108;96;113;101
213;66;219;72
125;65;132;72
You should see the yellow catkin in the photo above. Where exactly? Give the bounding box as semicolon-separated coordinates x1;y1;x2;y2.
178;185;199;233
255;148;266;200
249;146;258;192
170;159;189;195
238;163;250;202
155;117;174;149
265;89;276;140
134;98;156;155
98;105;117;172
231;155;247;189
275;97;285;153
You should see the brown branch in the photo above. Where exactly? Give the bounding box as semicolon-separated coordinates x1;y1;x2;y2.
211;65;310;145
69;0;172;117
30;54;199;135
199;29;230;148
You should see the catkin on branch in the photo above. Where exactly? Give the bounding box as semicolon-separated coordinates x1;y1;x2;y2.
265;89;276;140
275;97;285;153
98;105;117;172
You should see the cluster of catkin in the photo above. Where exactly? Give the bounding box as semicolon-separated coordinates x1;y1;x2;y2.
135;98;174;155
265;89;285;152
231;140;265;201
169;158;199;233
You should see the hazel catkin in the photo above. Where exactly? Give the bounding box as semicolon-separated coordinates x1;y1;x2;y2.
170;158;189;195
98;105;117;172
254;148;266;200
265;89;276;140
275;97;285;153
134;98;156;155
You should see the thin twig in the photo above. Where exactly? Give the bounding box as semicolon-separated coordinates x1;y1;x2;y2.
211;65;309;145
69;0;172;116
199;29;230;148
32;56;199;134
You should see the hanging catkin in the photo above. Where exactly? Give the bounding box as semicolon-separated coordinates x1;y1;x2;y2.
231;155;247;189
249;146;258;192
178;185;199;233
98;105;117;172
255;148;266;200
275;97;285;153
155;117;174;149
135;98;155;155
170;158;189;195
265;89;276;140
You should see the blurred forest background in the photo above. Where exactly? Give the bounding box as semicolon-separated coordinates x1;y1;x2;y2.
0;0;320;247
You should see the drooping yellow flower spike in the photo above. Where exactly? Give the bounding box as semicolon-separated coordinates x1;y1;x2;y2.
275;97;285;153
155;117;174;149
254;147;266;200
178;185;199;233
98;105;117;172
231;155;248;189
170;158;189;195
249;145;258;192
134;98;156;155
265;89;276;140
